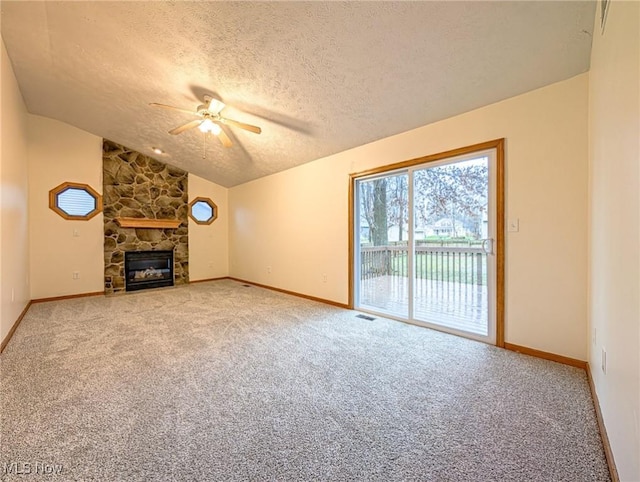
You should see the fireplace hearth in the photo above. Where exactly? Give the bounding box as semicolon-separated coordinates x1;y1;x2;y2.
124;250;174;292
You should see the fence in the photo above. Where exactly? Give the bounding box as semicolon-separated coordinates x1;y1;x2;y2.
360;245;486;285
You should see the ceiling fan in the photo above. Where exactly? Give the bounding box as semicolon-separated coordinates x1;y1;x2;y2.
149;95;261;148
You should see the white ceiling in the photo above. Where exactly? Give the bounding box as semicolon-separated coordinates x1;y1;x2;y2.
1;1;595;187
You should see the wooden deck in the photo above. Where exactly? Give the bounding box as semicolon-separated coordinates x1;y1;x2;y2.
359;275;488;336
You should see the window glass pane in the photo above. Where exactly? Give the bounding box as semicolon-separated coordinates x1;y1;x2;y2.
357;172;409;319
57;188;96;216
192;201;213;221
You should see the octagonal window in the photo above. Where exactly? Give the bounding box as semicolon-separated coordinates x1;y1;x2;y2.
189;197;218;225
49;182;102;220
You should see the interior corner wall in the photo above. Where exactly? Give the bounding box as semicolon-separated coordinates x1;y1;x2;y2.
28;115;104;299
0;40;30;343
588;1;640;480
188;173;229;281
229;73;590;360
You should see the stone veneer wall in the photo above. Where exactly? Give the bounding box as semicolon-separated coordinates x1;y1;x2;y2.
103;140;189;294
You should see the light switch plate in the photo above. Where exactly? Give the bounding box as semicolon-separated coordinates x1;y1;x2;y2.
508;219;519;232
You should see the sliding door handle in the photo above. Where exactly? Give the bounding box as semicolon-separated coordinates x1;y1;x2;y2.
481;238;494;255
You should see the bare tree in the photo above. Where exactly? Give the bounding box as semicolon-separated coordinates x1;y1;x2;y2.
359;178;389;246
386;175;408;242
371;179;388;246
414;161;488;239
360;161;487;246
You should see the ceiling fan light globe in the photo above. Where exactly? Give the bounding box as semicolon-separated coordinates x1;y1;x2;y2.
199;119;218;134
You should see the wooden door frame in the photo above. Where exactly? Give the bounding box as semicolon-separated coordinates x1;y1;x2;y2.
348;138;505;347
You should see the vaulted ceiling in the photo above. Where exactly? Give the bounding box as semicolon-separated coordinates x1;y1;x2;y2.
1;1;595;187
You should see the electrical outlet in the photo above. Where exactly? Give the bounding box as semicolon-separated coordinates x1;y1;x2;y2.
601;347;606;374
72;272;80;280
508;218;520;232
322;273;328;283
267;266;272;274
73;228;80;237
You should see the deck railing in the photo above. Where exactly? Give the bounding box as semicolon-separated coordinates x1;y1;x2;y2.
360;245;486;285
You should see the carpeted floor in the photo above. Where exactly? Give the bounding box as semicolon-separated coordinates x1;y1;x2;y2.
1;279;610;481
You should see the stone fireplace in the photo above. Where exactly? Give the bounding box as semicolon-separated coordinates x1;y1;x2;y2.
103;140;189;295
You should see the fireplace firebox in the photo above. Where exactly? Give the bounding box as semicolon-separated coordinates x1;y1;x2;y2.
124;250;174;292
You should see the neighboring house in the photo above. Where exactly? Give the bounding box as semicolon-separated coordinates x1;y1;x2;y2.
425;218;468;238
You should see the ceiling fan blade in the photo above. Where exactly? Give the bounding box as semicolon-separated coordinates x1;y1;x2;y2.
217;128;233;148
169;119;202;135
220;117;262;134
149;103;195;115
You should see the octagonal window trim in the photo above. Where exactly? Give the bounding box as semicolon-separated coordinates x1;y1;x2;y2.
49;182;103;220
189;197;218;225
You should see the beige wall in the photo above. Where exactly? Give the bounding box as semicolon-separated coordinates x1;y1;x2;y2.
28;115;104;299
230;73;590;360
188;173;229;280
588;1;639;479
0;40;30;342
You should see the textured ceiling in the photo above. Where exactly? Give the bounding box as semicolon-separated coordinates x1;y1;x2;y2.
1;1;595;187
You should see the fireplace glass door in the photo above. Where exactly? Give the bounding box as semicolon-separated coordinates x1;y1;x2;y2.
124;250;174;291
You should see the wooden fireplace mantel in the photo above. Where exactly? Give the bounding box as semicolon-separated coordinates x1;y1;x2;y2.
115;217;181;229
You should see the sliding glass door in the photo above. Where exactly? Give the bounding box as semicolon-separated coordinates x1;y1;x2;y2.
354;147;498;344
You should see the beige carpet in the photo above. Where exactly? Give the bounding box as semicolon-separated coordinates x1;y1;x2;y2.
0;279;610;481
